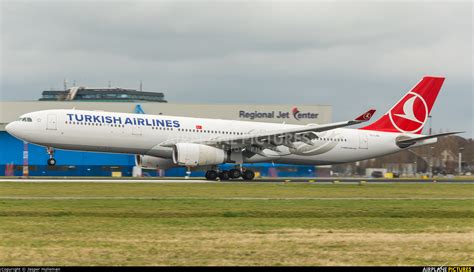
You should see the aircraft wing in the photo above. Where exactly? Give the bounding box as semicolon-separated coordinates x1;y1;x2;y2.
396;131;464;148
190;109;376;150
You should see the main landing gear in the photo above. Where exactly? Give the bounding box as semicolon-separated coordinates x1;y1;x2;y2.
46;147;56;166
205;170;219;180
205;168;255;181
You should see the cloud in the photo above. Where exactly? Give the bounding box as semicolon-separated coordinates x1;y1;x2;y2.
1;0;472;136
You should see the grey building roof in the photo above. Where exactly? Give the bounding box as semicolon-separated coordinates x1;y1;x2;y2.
40;87;166;102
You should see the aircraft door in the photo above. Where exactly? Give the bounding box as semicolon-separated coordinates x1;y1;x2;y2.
47;114;57;130
358;131;368;149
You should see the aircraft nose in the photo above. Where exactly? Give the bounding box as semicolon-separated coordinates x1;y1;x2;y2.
5;121;18;136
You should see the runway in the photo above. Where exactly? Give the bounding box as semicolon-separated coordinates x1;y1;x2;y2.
0;177;473;183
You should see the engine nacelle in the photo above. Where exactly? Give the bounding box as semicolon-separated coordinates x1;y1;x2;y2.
135;155;176;170
172;143;226;166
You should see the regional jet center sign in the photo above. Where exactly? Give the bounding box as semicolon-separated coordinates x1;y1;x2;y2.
239;107;319;121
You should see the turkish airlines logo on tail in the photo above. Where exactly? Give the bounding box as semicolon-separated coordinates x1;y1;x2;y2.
355;109;376;121
388;92;428;133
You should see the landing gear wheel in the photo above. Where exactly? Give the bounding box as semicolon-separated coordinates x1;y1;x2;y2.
242;170;255;181
46;147;56;166
229;169;241;179
205;170;218;180
219;170;230;181
47;158;57;166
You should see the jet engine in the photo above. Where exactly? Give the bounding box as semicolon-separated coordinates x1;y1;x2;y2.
172;143;226;166
135;155;177;170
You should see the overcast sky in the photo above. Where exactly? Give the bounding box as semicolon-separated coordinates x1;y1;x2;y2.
1;0;472;137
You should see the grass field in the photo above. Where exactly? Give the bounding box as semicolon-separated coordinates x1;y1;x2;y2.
0;182;473;266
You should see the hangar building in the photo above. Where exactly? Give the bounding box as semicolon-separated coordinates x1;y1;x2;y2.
0;87;332;177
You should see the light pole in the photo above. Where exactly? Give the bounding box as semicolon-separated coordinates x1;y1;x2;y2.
413;158;417;177
459;147;464;175
407;149;420;177
429;146;434;177
428;115;432;135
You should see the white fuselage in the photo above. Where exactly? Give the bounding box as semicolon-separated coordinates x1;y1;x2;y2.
6;109;434;166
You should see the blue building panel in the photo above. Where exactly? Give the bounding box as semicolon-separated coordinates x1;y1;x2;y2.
1;132;318;177
1;132;134;176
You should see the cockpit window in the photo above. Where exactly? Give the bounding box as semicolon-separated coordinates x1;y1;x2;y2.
19;117;33;122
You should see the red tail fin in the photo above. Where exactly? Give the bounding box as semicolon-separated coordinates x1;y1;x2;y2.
361;76;445;134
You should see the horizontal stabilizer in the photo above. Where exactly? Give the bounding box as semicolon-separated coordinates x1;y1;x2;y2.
396;131;463;148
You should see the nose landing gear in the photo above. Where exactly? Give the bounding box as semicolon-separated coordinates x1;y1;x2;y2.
46;147;56;166
47;158;57;166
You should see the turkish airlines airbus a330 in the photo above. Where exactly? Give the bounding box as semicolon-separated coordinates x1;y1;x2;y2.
6;76;460;180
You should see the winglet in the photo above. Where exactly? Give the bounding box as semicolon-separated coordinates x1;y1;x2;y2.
354;109;376;122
